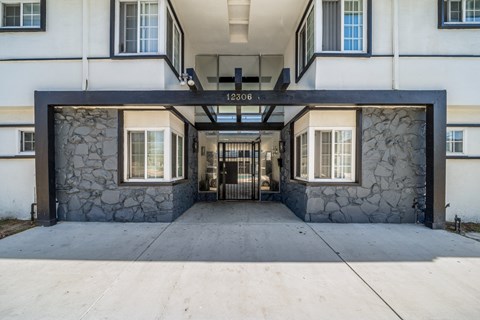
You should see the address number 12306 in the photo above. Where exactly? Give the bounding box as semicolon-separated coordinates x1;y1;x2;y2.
226;93;253;101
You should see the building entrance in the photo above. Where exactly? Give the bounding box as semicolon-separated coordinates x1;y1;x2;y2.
218;142;260;200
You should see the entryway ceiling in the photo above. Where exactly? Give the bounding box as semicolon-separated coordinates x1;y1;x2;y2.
171;0;309;55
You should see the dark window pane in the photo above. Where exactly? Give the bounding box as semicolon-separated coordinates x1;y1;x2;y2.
171;133;177;178
129;132;145;178
4;4;21;27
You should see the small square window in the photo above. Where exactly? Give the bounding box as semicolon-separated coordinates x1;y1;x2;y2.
20;131;35;153
446;130;464;154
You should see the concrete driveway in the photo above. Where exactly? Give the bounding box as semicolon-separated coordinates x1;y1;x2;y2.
1;202;480;320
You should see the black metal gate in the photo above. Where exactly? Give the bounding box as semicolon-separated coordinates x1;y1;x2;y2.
218;142;260;200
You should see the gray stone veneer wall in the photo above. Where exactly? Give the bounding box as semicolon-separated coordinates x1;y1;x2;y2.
55;108;197;222
281;108;426;223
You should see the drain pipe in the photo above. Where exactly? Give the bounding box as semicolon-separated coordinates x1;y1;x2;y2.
392;0;400;89
82;0;89;90
30;203;37;222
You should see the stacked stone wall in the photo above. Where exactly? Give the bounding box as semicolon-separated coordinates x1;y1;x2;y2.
55;108;197;222
281;108;426;223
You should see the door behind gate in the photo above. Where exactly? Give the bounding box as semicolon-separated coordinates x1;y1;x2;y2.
218;142;260;200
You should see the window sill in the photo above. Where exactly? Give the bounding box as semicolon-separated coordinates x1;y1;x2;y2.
290;179;360;187
315;52;371;58
119;179;190;187
0;27;44;32
111;54;166;60
439;22;480;29
446;155;480;159
0;155;35;159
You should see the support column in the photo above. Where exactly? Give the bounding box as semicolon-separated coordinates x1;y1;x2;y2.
425;93;447;229
34;94;57;226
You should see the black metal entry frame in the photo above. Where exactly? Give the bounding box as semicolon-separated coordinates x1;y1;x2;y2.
34;90;447;229
218;142;260;200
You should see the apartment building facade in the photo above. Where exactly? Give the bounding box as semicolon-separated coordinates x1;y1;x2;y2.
0;0;479;227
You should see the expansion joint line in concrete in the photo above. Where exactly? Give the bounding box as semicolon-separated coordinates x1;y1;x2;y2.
304;223;404;320
78;222;174;320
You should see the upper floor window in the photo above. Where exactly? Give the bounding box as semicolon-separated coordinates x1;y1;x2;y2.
113;0;184;74
446;129;464;154
296;0;370;79
322;0;367;52
119;1;159;54
297;4;315;73
440;0;480;28
444;0;480;23
166;5;182;74
0;0;42;29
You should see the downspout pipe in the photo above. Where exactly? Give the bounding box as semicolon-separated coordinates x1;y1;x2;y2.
392;0;399;89
82;0;89;90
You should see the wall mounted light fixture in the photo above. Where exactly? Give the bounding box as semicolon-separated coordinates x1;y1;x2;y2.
192;137;199;153
279;140;286;154
178;73;195;87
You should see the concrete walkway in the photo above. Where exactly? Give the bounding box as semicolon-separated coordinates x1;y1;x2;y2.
1;202;480;320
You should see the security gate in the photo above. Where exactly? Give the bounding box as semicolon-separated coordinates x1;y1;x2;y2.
218;142;260;200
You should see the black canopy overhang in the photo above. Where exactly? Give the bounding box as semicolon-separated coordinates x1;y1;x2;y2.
34;89;446;229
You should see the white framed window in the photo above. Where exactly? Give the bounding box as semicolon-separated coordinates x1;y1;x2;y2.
171;131;184;179
293;110;357;182
321;0;367;52
118;0;159;54
124;126;184;182
297;3;315;73
19;130;35;153
444;0;480;23
313;128;355;181
0;0;40;28
295;131;308;179
127;129;165;180
446;129;464;154
166;4;182;73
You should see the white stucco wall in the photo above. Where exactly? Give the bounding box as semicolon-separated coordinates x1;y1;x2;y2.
446;160;480;223
399;0;480;55
0;160;35;220
0;110;35;220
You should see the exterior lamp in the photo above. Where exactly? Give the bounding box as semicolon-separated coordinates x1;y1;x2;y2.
192;138;199;153
178;73;194;87
279;140;286;154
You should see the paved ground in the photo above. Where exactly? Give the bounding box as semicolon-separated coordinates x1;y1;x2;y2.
1;202;480;320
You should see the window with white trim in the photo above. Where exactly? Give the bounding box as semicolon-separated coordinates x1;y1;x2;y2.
293;111;357;182
1;1;40;28
127;130;165;180
296;0;369;77
295;132;308;179
314;129;354;180
446;129;464;154
297;4;315;73
171;131;184;179
443;0;480;23
125;127;184;182
115;0;183;73
321;0;367;52
166;5;182;73
119;1;159;54
20;130;35;153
